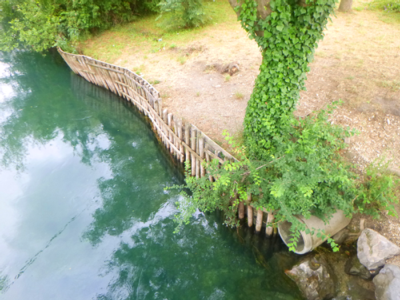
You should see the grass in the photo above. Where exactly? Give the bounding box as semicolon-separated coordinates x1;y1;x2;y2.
225;75;231;82
177;56;187;65
150;79;161;85
80;0;237;63
234;92;244;100
380;80;400;91
133;64;146;75
355;0;400;25
161;92;170;98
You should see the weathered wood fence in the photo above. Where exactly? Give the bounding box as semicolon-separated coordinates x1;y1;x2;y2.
58;48;276;236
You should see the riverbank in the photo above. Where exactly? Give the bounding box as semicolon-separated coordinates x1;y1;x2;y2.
78;0;400;265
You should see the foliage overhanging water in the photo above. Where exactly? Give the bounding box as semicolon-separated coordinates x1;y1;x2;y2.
0;50;303;300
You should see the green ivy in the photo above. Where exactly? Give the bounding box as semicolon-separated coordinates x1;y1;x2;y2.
236;0;337;159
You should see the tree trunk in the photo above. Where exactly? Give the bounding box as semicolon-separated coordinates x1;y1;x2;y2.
339;0;353;12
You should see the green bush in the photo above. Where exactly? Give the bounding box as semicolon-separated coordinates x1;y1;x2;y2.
173;102;399;252
0;0;161;52
158;0;208;29
173;103;358;251
356;159;400;218
369;0;400;12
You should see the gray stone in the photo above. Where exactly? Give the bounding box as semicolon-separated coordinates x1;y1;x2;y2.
345;255;372;280
357;229;400;270
285;256;335;300
373;264;400;300
332;229;350;245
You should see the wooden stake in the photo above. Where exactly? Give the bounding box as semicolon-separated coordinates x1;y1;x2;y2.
184;124;190;164
167;113;173;154
198;136;205;177
256;209;263;232
205;150;213;182
163;109;169;150
247;193;253;227
176;118;184;163
266;212;274;237
247;205;253;227
238;201;245;220
190;127;196;176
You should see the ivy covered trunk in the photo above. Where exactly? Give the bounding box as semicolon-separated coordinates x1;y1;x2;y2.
229;0;337;159
338;0;353;12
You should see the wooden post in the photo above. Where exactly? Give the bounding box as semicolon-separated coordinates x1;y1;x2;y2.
163;109;169;149
157;98;163;116
247;206;253;227
266;212;274;237
190;127;196;176
167;113;173;154
199;136;205;177
184;124;190;164
205;149;213;182
255;209;263;232
247;194;253;227
177;118;184;163
238;201;245;220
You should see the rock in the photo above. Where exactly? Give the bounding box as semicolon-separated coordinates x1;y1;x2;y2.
332;229;349;245
285;255;335;300
357;229;400;270
373;264;400;300
345;255;372;280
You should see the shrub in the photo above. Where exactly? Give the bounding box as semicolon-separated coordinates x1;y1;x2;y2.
172;103;358;251
356;159;400;218
157;0;208;29
0;0;162;52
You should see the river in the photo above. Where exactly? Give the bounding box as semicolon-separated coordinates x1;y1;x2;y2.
0;50;302;300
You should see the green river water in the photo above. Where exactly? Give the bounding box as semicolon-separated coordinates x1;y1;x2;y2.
0;50;303;300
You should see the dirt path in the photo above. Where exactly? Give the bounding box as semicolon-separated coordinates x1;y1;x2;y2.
99;7;400;175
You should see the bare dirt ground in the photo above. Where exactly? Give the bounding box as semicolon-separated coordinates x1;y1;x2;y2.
82;2;400;265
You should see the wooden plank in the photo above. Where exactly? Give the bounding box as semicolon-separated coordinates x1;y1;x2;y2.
205;149;224;164
87;63;124;74
182;141;202;161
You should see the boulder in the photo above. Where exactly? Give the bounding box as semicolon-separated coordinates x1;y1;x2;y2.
357;229;400;270
285;255;335;300
373;264;400;300
345;255;372;280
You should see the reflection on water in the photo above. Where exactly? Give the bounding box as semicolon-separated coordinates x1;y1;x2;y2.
0;50;303;299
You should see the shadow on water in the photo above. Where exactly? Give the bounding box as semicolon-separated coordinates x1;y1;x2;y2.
0;49;304;300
